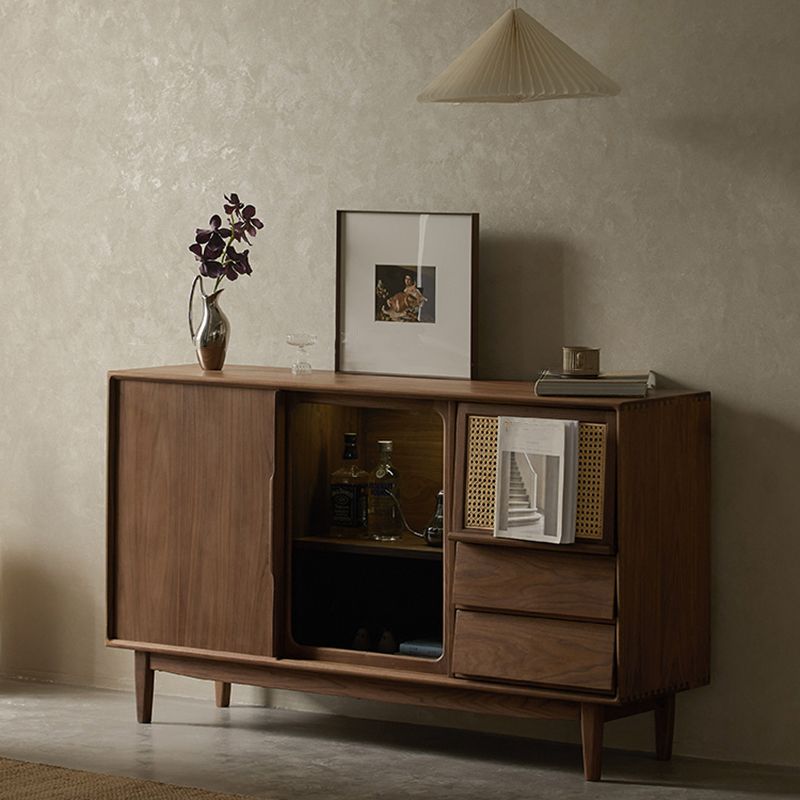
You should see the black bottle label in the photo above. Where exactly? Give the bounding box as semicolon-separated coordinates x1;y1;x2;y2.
331;484;366;527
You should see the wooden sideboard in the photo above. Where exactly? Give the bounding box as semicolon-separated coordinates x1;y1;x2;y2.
106;365;710;781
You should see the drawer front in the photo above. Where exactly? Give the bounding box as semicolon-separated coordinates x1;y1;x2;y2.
453;543;616;621
452;610;615;693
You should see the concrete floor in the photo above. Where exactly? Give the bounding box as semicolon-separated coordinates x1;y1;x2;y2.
0;679;798;799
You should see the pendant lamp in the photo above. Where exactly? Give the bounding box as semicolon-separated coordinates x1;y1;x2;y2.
417;5;620;103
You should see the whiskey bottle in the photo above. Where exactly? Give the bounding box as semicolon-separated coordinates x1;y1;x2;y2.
329;432;368;538
367;439;402;542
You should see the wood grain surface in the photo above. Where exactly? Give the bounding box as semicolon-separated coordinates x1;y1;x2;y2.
134;651;153;723
654;694;676;760
110;380;277;656
107;368;710;783
580;703;605;780
214;681;231;708
616;394;711;701
448;530;612;556
150;652;579;721
452;610;615;692
453;543;616;621
111;637;622;705
108;364;698;409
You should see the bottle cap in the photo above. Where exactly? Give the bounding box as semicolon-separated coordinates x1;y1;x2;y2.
343;432;358;459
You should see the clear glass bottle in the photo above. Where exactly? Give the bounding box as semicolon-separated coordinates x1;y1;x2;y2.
367;440;402;541
329;432;368;538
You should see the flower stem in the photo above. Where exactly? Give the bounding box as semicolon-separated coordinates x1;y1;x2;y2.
214;213;237;292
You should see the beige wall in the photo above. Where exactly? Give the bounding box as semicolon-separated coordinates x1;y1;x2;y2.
1;0;799;767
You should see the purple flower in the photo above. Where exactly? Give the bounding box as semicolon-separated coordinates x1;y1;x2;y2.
189;242;224;279
231;219;251;245
223;193;244;216
227;247;252;276
194;214;231;250
241;205;264;238
189;194;261;284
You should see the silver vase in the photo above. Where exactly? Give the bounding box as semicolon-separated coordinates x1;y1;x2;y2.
188;275;230;371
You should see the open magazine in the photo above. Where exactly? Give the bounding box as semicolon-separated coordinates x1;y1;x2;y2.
493;416;579;544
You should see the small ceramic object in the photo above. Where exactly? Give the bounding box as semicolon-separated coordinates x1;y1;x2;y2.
562;346;600;377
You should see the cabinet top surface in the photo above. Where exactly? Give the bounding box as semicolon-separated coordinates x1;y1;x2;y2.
109;364;708;409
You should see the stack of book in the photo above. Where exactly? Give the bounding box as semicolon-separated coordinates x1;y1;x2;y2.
534;370;655;398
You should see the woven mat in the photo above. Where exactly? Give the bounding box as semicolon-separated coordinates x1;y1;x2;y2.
0;757;257;799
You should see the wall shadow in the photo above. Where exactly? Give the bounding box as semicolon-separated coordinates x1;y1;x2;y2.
0;453;97;685
651;373;691;390
476;234;566;381
650;102;800;196
677;398;800;762
0;550;63;678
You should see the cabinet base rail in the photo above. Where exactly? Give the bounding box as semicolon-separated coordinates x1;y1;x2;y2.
134;650;676;782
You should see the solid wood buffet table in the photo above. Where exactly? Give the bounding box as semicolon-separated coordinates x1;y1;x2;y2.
106;366;710;781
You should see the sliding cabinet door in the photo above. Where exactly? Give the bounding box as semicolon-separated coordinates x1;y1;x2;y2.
109;379;279;657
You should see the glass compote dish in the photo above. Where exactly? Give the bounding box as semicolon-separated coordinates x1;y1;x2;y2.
287;333;317;374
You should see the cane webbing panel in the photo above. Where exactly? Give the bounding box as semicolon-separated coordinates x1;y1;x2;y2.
463;416;607;541
575;423;606;540
464;415;500;529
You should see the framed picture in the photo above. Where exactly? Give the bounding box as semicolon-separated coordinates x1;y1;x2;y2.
336;210;478;378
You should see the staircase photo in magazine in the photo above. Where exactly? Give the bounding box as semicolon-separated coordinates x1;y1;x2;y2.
493;416;578;544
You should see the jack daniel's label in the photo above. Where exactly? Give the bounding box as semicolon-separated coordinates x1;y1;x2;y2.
331;484;366;527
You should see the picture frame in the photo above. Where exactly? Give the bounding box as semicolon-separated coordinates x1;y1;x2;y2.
336;210;479;379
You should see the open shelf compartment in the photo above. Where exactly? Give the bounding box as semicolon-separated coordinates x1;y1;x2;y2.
285;396;445;666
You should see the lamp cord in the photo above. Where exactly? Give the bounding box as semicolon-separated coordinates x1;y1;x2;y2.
386;490;426;539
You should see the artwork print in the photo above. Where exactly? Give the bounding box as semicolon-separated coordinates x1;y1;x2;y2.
336;210;477;378
374;265;436;323
496;450;559;539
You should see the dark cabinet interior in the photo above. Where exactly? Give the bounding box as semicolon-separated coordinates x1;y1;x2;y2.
291;550;443;656
285;397;445;661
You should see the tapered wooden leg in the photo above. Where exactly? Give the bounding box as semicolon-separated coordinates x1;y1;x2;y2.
135;651;154;724
215;681;231;708
654;694;676;761
580;703;605;781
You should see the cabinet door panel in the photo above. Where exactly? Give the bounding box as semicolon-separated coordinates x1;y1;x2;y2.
110;380;278;656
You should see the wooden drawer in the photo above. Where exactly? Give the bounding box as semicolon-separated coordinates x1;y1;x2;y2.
452;610;615;692
452;543;616;621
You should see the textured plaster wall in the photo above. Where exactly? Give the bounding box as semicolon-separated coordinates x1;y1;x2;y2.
1;0;799;768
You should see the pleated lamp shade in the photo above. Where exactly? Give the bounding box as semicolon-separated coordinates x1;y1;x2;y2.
417;7;620;103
